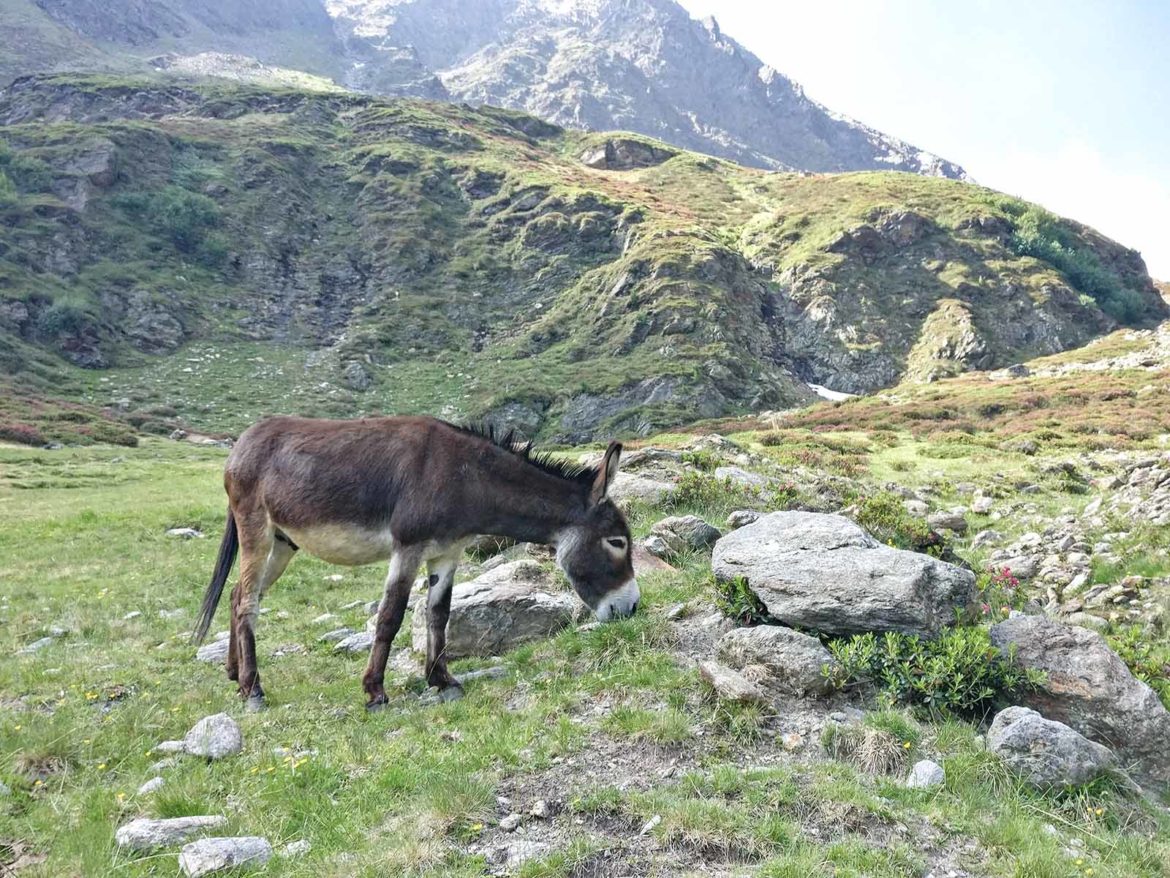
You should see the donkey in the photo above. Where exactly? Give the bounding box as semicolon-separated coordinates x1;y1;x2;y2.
192;415;639;710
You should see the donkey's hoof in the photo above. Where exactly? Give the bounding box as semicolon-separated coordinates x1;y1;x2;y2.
245;695;267;713
365;696;389;713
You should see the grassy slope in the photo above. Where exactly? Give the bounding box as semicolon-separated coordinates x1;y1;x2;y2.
0;75;1165;443
2;408;1169;876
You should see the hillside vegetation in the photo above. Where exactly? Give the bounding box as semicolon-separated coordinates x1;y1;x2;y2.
0;75;1165;442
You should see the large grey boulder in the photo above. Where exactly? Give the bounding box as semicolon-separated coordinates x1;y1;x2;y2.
989;615;1170;792
716;625;839;696
179;836;272;877
115;816;228;851
987;706;1117;789
712;512;977;637
410;561;583;658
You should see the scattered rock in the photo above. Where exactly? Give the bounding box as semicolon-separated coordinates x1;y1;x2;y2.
989;615;1170;792
166;528;204;539
179;837;272;877
639;814;662;835
632;542;676;574
182;713;243;759
410;561;583;659
905;760;946;789
714;466;769;489
137;776;165;795
780;732;804;751
971;529;1004;549
607;472;675;508
499;812;522;832
716;625;839;696
115;816;228;851
927;510;968;534
0;781;9;797
529;799;550;819
281;839;311;858
712;512;977;637
726;510;761;529
311;613;337;625
319;627;356;643
195;639;230;664
971;495;994;515
123;611;143;621
698;660;769;705
648;515;721;556
987;706;1117;789
16;637;54;655
642;534;673;560
334;631;374;654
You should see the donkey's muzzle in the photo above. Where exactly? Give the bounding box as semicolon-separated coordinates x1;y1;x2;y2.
596;579;640;622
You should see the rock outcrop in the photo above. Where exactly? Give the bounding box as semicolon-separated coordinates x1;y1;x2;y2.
987;706;1117;790
989;615;1170;792
712;512;978;637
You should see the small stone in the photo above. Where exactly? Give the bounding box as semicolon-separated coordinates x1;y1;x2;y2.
0;781;10;797
927;510;968;534
698;660;769;705
640;814;662;835
970;495;994;515
281;839;311;858
16;637;54;655
166;528;204;539
123;611;143;621
333;631;374;654
312;613;337;625
726;510;761;529
906;759;946;789
319;627;356;644
195;639;229;663
530;800;550;819
179;836;272;877
459;665;508;683
643;534;672;560
137;776;165;795
183;713;243;759
115;816;228;851
780;732;804;751
499;813;522;832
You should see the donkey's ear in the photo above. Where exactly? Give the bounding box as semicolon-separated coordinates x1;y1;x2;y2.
590;441;623;505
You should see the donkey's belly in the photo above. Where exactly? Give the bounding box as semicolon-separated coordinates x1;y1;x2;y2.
277;522;395;567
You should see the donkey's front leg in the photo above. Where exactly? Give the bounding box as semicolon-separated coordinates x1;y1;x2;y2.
424;559;461;700
363;546;422;710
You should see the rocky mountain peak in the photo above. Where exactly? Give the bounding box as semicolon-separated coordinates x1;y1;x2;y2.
3;0;966;178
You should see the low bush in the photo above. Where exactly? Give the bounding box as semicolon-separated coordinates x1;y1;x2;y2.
852;491;946;556
826;627;1044;718
713;575;774;627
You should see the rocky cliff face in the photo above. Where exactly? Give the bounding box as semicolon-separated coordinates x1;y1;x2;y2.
2;0;965;178
0;77;1163;440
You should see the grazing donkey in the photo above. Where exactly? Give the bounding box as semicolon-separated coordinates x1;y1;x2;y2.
193;415;639;710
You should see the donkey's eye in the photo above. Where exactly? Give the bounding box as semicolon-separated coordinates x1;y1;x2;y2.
605;537;628;551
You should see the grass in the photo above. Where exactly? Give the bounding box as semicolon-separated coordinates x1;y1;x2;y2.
1;427;1168;876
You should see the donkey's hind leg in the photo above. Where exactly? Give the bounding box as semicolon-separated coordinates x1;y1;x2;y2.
363;545;423;710
229;515;296;711
424;557;461;699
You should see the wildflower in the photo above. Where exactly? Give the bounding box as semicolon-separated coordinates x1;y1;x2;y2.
34;779;43;787
116;792;125;802
903;741;912;750
1075;860;1083;866
97;762;107;770
1094;807;1103;815
981;603;991;615
13;724;21;731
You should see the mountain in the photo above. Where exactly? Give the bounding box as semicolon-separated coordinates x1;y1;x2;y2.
1;0;965;178
0;76;1163;442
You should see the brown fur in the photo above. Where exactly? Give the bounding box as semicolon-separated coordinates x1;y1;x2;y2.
195;415;637;709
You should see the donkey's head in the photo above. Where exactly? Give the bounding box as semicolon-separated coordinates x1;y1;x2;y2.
556;442;639;622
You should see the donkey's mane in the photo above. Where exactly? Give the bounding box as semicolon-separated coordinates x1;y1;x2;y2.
452;421;598;488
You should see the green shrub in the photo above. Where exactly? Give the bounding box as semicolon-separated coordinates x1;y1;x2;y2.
1107;624;1170;708
1009;206;1147;323
680;449;719;472
826;627;1044;717
37;299;93;336
666;471;761;515
0;170;14;205
852;491;946;556
714;575;774;626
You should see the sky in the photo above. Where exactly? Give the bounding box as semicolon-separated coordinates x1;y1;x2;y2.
678;0;1170;279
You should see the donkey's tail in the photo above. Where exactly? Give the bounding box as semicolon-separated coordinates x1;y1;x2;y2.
193;508;238;643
